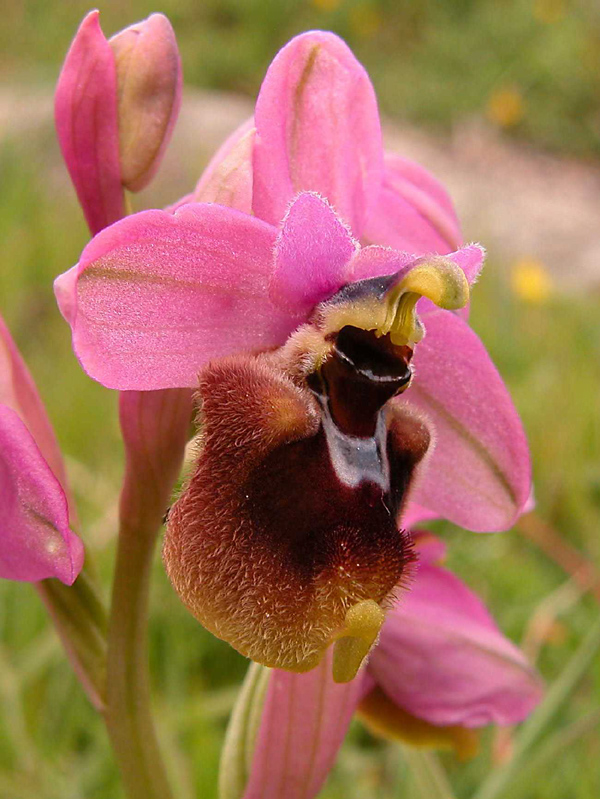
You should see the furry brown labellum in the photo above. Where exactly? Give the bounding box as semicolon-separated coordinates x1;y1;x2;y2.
163;259;469;681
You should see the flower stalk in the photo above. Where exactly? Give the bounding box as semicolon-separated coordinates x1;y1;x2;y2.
103;389;191;799
36;564;108;710
104;512;173;799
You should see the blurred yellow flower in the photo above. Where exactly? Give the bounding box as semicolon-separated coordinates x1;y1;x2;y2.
533;0;566;25
310;0;342;11
487;85;525;128
511;258;554;303
349;3;382;38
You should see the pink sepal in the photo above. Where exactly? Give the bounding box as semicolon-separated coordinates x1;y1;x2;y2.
252;31;383;236
55;10;124;234
0;406;83;585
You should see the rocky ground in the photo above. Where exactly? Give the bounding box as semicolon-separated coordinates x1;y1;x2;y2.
3;85;600;292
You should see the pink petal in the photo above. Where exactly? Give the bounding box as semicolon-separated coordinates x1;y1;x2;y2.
192;118;255;213
365;153;463;254
55;204;295;391
270;192;358;314
348;245;415;282
447;244;485;285
348;244;483;286
55;11;124;234
401;503;439;530
0;316;67;490
243;651;364;799
368;563;542;728
364;183;451;257
252;31;383;236
412;531;447;565
403;310;531;531
0;406;83;585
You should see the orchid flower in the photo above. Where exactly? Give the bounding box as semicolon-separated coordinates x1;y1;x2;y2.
222;532;543;799
0;315;83;585
54;26;530;676
56;185;523;676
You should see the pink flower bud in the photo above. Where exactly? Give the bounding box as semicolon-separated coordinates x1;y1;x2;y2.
55;12;182;234
109;14;182;192
55;10;124;234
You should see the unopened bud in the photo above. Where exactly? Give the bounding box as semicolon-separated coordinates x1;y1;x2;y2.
110;13;182;192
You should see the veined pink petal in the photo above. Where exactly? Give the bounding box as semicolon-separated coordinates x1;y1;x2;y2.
243;651;364;799
0;406;83;585
270;192;358;314
55;204;296;391
55;11;124;234
404;310;531;531
192;118;255;213
252;31;383;236
365;153;463;254
364;184;451;257
0;316;67;490
368;563;542;728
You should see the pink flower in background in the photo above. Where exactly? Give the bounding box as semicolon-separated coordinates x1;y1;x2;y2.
229;532;542;799
0;316;83;585
55;10;182;235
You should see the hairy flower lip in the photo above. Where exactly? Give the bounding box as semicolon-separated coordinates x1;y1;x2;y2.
228;535;543;799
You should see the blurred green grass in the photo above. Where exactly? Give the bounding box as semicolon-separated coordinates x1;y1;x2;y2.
1;0;600;157
0;2;599;797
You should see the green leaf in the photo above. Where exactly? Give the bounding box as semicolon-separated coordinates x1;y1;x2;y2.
474;613;600;799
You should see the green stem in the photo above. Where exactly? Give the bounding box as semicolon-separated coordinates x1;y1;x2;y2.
36;564;107;710
102;388;191;799
402;748;456;799
103;518;173;799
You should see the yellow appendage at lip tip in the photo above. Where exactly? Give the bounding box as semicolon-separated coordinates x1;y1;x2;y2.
332;600;385;683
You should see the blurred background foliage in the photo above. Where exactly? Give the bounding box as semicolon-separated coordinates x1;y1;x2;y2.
2;0;600;156
0;1;599;798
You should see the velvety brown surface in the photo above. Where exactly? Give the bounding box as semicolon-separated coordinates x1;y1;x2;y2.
164;331;430;672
